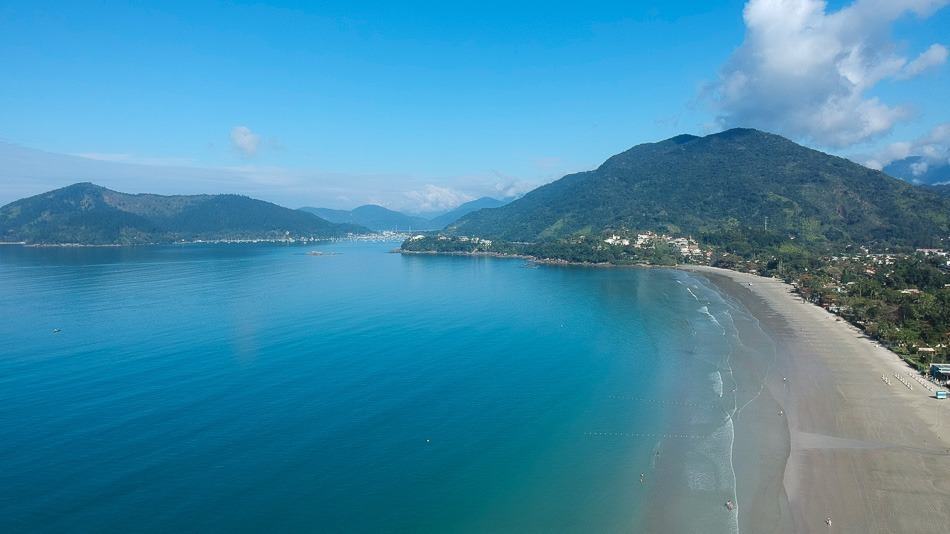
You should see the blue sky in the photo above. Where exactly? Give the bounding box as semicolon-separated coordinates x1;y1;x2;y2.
1;0;948;210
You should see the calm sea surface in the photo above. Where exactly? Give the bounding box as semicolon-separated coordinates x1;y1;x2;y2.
0;241;762;533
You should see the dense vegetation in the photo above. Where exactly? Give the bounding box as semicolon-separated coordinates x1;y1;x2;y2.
747;250;950;369
927;184;950;197
0;183;367;244
449;129;950;249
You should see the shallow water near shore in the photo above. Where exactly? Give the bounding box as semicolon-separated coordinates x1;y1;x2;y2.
0;241;778;533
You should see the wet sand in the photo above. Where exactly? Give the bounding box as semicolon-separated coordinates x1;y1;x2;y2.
685;266;950;533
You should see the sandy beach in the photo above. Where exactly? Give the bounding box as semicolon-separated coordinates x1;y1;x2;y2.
684;265;950;533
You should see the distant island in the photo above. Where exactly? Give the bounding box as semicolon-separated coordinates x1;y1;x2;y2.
401;128;950;369
0;182;369;245
299;196;508;232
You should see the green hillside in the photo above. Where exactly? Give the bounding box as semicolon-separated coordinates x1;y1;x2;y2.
448;129;950;251
0;183;367;244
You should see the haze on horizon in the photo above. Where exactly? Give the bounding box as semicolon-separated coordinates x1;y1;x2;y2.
1;0;948;211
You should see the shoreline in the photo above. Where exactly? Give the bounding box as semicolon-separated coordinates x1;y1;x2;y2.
397;248;676;268
0;235;406;248
683;265;950;533
401;248;937;371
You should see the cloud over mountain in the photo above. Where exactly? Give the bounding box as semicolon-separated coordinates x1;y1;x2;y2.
709;0;949;148
403;185;474;213
865;122;950;170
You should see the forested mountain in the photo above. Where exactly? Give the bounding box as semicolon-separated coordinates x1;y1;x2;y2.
448;129;950;250
927;184;950;196
0;183;366;244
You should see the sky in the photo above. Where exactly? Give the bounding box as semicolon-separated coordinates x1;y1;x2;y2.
1;0;948;211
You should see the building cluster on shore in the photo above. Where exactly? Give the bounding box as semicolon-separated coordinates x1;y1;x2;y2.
603;231;710;260
403;230;713;265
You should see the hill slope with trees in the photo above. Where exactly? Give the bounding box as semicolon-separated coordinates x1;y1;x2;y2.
0;183;366;244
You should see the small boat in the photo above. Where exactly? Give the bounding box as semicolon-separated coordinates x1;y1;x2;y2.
725;499;735;511
52;328;61;334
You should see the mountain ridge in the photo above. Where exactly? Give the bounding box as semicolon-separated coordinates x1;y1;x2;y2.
300;196;509;231
299;205;432;231
0;182;367;244
447;128;950;250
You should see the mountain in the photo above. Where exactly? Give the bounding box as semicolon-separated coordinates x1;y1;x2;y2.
299;205;432;231
447;128;950;248
427;197;508;229
0;183;367;244
927;184;950;196
884;156;950;186
299;197;508;231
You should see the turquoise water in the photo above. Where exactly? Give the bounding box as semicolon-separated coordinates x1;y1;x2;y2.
0;241;760;532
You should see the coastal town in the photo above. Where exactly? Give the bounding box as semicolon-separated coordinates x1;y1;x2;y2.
403;229;713;264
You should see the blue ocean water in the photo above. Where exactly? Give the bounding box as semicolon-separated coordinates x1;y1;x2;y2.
0;241;758;533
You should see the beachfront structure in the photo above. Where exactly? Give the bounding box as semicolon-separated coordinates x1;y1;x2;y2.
930;364;950;385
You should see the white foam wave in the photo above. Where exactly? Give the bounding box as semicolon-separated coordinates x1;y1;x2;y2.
711;370;723;398
698;305;726;334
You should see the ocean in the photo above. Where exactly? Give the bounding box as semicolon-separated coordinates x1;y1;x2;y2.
0;241;774;533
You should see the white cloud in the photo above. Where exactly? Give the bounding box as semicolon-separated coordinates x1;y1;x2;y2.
864;122;950;169
402;185;474;212
900;43;949;78
709;0;949;148
230;126;261;157
493;179;536;199
910;160;930;175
